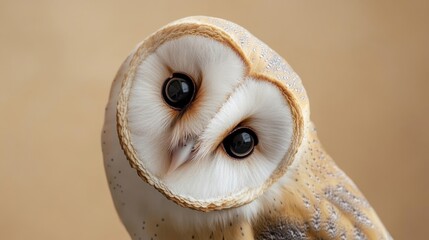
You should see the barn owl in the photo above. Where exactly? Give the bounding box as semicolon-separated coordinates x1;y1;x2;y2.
102;16;392;239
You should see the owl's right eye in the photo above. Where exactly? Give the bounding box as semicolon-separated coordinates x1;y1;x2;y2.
223;127;259;159
162;72;196;110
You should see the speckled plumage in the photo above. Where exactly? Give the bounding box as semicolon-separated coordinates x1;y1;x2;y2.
252;127;389;240
102;16;391;239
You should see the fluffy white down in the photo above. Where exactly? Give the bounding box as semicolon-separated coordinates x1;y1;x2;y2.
127;36;294;200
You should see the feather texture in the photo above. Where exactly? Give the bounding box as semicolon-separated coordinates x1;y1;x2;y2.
102;16;391;239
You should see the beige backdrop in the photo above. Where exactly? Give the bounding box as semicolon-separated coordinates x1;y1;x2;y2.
1;0;428;239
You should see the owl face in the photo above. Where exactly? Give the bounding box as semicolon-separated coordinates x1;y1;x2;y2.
116;22;304;211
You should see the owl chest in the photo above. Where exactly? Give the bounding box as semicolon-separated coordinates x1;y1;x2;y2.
105;165;257;240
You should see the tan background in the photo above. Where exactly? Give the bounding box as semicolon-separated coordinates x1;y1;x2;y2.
1;0;428;239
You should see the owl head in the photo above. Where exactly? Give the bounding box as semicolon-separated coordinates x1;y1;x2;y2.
113;16;309;214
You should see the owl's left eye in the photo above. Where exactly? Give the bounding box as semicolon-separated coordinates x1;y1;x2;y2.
222;127;259;159
162;72;196;110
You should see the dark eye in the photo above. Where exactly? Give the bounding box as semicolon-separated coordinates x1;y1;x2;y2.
162;72;196;110
223;128;259;159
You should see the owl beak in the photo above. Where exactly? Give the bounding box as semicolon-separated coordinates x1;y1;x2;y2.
168;139;195;174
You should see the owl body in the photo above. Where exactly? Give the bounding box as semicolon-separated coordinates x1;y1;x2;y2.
102;17;391;239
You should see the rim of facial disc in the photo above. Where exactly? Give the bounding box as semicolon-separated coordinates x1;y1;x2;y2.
116;21;304;212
